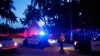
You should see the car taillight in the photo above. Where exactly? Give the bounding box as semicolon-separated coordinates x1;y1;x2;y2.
0;44;2;47
14;42;18;46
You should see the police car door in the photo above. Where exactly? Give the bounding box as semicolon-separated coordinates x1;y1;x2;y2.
28;36;40;45
91;36;100;52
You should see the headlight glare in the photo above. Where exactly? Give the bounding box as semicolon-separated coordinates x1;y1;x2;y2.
0;44;2;47
14;42;18;46
74;41;78;45
48;39;57;44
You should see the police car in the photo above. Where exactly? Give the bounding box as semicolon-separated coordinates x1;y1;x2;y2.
0;35;18;51
91;34;100;52
23;35;57;48
74;34;100;53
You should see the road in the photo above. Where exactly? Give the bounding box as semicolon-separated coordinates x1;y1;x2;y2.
0;38;93;56
0;44;91;56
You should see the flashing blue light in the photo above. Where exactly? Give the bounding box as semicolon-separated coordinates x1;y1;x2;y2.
39;31;45;36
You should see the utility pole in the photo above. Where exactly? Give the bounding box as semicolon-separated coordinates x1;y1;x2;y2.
68;0;73;41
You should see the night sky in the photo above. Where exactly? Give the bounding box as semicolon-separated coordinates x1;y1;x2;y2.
0;0;100;29
0;0;31;28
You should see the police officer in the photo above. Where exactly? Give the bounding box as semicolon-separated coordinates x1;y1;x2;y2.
58;34;65;54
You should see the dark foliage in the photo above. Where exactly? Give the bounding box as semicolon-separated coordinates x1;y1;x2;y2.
0;0;17;23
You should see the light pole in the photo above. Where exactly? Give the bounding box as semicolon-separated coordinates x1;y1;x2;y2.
68;0;73;41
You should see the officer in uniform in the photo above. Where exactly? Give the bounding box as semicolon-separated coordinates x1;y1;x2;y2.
58;34;65;54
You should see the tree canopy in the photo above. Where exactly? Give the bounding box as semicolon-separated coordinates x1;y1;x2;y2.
0;0;17;23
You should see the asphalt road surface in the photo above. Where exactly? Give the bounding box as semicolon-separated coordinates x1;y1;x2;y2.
0;44;92;56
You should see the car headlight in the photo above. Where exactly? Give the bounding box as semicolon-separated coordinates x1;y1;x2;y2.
0;44;3;47
93;38;96;41
48;39;57;44
74;41;78;46
14;42;18;46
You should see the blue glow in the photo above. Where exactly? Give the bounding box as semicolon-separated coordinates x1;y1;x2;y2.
39;31;45;36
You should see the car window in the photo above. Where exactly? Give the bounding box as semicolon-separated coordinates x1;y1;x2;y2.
0;36;12;41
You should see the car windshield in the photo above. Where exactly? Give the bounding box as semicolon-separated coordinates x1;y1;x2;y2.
0;36;12;41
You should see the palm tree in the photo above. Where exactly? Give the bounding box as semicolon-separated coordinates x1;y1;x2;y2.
0;0;17;33
0;0;17;22
23;0;74;38
31;0;47;9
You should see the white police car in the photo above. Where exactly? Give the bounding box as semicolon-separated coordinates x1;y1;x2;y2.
23;35;49;48
0;35;18;51
74;34;100;53
91;34;100;52
23;35;57;48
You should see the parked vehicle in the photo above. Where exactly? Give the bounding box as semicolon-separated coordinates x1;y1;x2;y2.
0;35;18;52
23;35;56;48
74;34;100;53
